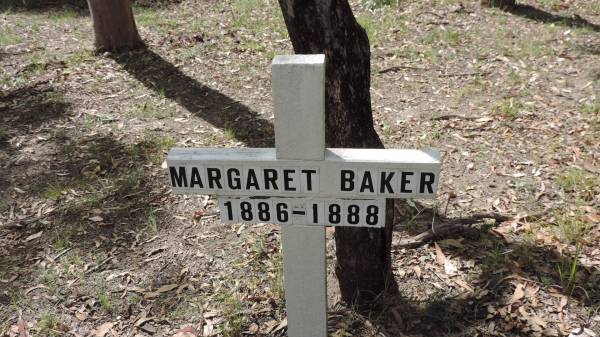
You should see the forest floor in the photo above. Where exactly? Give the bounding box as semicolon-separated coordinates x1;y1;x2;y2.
1;0;599;336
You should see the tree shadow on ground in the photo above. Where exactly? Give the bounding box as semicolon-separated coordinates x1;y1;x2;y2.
358;206;600;336
0;82;70;131
0;131;172;321
112;48;275;147
503;4;600;32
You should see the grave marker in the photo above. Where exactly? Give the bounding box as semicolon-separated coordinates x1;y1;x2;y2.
166;54;441;337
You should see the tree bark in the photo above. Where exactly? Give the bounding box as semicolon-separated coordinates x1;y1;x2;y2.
277;0;397;304
481;0;516;9
87;0;144;52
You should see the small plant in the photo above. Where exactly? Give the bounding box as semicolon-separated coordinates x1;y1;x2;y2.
38;312;64;336
41;184;66;200
0;127;7;142
423;28;462;46
52;227;74;250
128;100;175;119
98;292;111;312
38;269;58;294
223;128;236;140
146;208;158;233
361;0;400;10
131;134;176;164
117;169;144;190
557;247;580;296
555;168;598;197
0;27;22;45
218;289;246;337
492;98;523;120
272;254;284;301
555;211;591;245
581;100;600;116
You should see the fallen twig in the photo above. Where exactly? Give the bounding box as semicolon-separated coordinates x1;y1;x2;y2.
397;212;513;248
378;65;430;74
438;71;490;78
430;114;482;121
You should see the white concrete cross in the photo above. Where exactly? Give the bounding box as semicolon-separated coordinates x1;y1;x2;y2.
166;55;441;337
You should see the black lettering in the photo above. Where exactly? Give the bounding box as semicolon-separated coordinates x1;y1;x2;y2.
283;169;296;191
227;168;241;190
190;167;203;188
359;171;374;193
246;169;260;190
380;171;395;193
419;172;435;194
400;171;414;193
301;169;317;191
169;167;188;187
340;170;355;192
264;169;278;190
207;168;223;189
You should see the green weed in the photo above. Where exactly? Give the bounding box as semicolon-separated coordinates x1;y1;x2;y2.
555;211;591;245
0;27;21;45
361;0;400;9
219;290;245;337
557;247;580;296
38;269;58;294
52;227;74;250
49;7;78;22
131;134;176;164
423;28;462;46
64;50;94;67
128;100;176;119
492;98;523;119
38;312;63;337
555;168;598;194
41;184;67;200
0;59;45;87
272;254;284;301
0;127;7;142
146;208;158;233
581;100;600;116
223;128;236;140
133;5;160;27
98;292;111;313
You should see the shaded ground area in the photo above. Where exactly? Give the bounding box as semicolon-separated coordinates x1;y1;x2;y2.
1;0;599;336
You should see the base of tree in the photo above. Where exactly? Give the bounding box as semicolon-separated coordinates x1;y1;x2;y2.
87;0;144;53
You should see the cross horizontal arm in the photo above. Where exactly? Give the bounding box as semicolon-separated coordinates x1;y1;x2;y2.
167;147;441;199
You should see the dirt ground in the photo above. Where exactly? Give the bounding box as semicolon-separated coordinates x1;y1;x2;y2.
1;0;599;336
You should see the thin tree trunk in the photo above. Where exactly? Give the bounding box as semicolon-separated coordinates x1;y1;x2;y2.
87;0;144;52
277;0;397;304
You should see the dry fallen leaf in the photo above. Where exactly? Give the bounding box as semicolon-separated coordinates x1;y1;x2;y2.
413;265;422;279
17;317;26;337
509;283;525;304
24;231;43;242
173;326;198;337
444;259;458;275
89;216;104;222
434;242;445;266
92;322;114;337
75;311;87;321
568;327;597;337
453;278;474;292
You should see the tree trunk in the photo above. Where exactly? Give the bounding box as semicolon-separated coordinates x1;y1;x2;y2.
87;0;144;52
277;0;397;304
481;0;516;9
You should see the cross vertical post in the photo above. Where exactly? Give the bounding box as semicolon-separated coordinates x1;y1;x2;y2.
272;54;328;337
